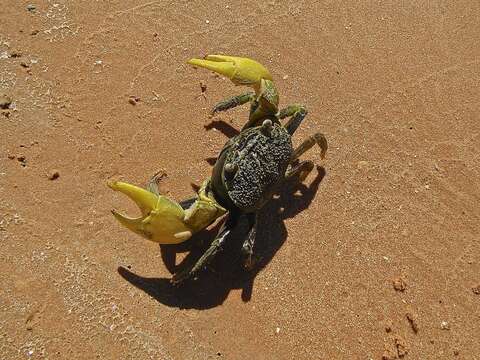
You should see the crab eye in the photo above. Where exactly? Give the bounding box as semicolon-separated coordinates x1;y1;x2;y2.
224;163;238;178
261;119;273;136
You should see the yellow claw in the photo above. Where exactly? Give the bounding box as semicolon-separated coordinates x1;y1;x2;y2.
187;55;272;88
108;181;193;244
108;180;226;245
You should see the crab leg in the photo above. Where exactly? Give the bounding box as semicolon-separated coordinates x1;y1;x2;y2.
285;160;315;182
211;91;255;115
241;213;258;270
291;133;328;161
146;171;197;210
146;170;167;195
284;133;328;181
171;213;238;284
277;104;309;135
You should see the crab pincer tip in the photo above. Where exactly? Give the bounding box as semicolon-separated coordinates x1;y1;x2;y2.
107;181;118;190
187;57;236;79
108;181;158;216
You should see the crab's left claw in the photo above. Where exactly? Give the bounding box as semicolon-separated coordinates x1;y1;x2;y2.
108;181;193;244
188;55;272;87
188;55;279;122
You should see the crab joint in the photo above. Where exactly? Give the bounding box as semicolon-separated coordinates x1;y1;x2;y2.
261;119;273;136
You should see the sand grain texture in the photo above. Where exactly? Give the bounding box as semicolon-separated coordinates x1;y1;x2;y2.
1;1;479;359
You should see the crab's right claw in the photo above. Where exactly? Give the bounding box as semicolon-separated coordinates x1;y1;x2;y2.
108;181;158;239
187;55;272;87
108;181;193;244
108;181;158;216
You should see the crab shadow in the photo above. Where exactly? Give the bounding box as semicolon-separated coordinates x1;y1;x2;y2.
118;166;326;310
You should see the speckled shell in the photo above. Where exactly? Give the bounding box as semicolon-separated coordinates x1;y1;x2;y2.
212;123;292;213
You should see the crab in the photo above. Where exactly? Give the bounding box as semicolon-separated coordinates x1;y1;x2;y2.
168;55;328;283
109;55;327;285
